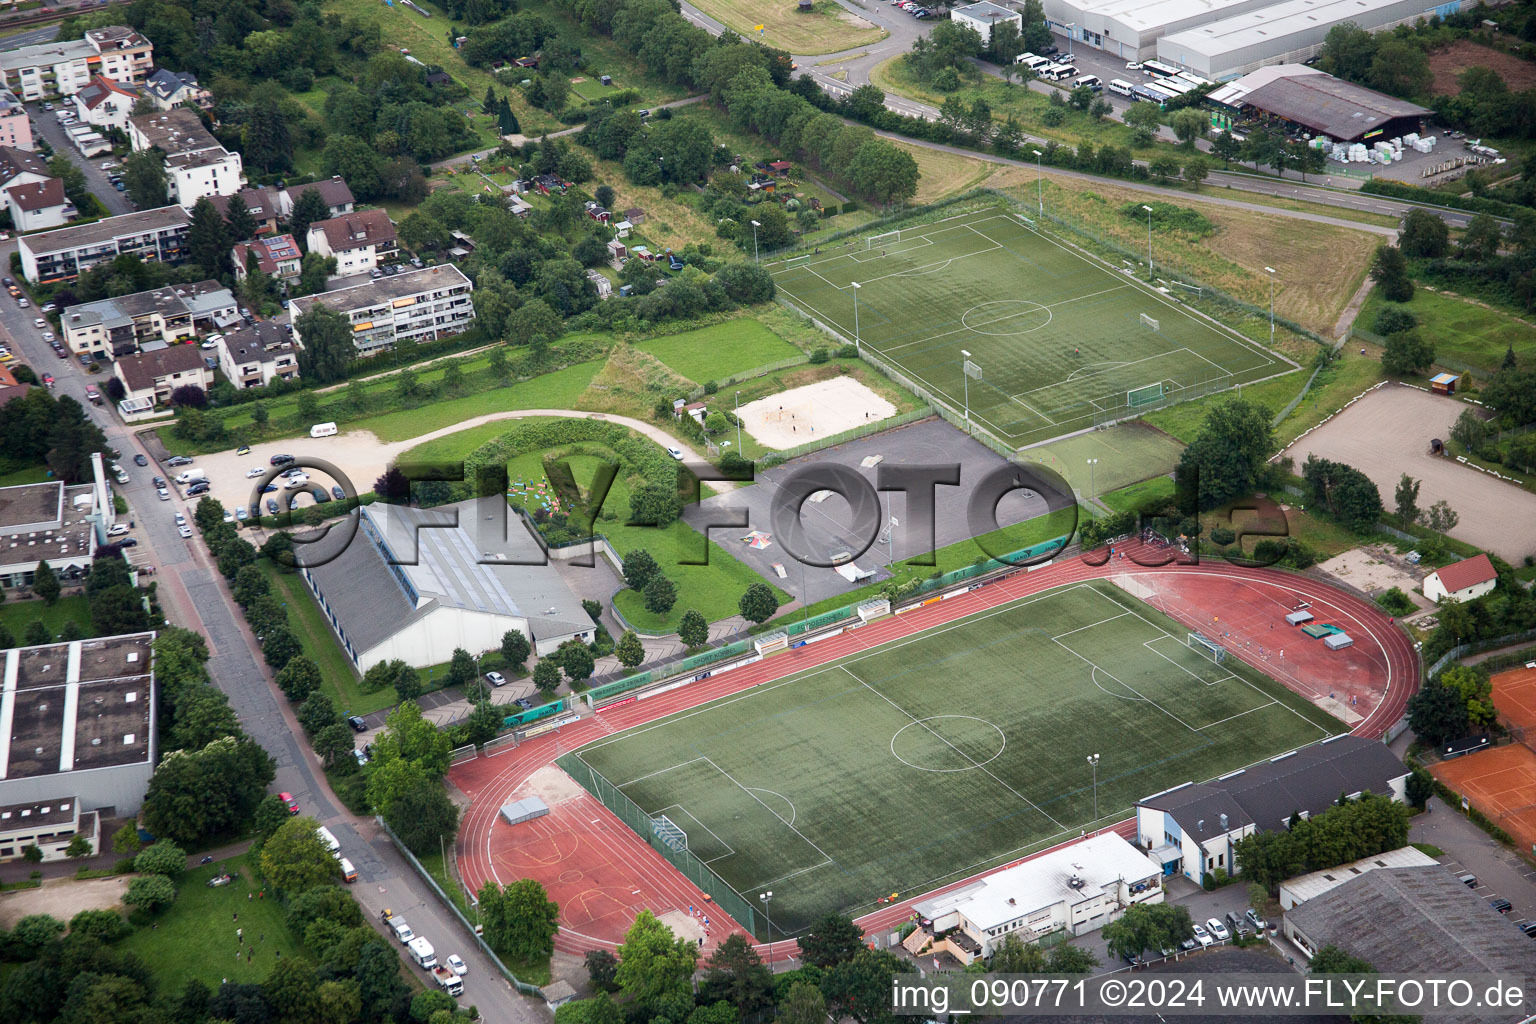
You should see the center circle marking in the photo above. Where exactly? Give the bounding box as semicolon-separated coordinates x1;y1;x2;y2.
961;299;1053;336
891;715;1007;773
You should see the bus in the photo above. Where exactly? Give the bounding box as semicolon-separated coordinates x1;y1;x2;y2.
1135;82;1181;104
1156;78;1195;96
1174;71;1211;88
1141;60;1182;79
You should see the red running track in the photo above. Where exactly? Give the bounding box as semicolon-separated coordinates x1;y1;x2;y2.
451;543;1419;962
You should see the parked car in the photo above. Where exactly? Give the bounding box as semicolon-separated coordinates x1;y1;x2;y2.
666;446;684;460
266;499;280;515
186;482;210;496
348;715;367;732
280;792;299;814
514;697;533;709
1521;921;1536;938
486;671;506;687
117;538;138;547
331;486;346;501
173;512;186;526
236;506;248;521
178;524;193;538
1205;918;1230;941
133;453;147;466
312;487;331;503
1191;923;1212;947
152;475;165;488
246;466;266;478
270;453;295;466
235;445;251;455
157;487;170;501
41;302;57;312
166;455;194;467
446;954;467;976
1244;908;1267;932
1489;897;1513;914
32;318;44;328
106;523;131;537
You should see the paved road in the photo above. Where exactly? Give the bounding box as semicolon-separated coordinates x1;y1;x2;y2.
26;102;135;217
0;240;547;1020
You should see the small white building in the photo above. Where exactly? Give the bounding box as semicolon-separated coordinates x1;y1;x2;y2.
127;109;244;209
1422;554;1497;605
112;344;213;408
72;74;140;132
1277;846;1438;911
910;833;1163;962
952;1;1023;46
216;321;300;390
305;209;398;278
5;177;72;231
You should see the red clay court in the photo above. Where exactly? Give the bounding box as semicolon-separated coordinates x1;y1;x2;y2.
451;545;1416;960
1431;745;1536;855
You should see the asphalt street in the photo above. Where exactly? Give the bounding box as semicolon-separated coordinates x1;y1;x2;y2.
27;101;135;217
0;237;547;1018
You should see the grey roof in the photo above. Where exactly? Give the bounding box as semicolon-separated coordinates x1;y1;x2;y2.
20;206;188;257
129;108;221;158
372;499;592;643
1239;73;1433;140
1285;867;1533;1004
1142;735;1407;836
289;264;471;318
954;1;1019;20
63;280;232;331
0;37;96;73
302;508;431;657
143;69;198;102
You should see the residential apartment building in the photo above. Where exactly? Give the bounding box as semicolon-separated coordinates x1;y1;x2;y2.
283;176;355;219
18;205;191;284
6;178;72;231
289;265;475;357
216;321;300;390
305;209;397;277
0;26;153;101
0;89;31;150
208;185;284;235
0;478;100;590
0;144;49;205
61;280;238;360
142;68;210;111
72;74;141;131
127;109;243;209
232;233;302;283
112;344;213;408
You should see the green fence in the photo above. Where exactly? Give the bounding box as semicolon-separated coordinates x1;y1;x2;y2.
588;671;652;706
558;752;760;938
501;698;565;730
681;640;751;671
786;606;856;636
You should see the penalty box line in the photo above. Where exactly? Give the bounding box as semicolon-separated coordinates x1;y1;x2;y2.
652;803;737;862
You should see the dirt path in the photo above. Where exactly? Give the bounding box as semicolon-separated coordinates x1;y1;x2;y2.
0;876;129;929
1332;276;1377;344
188;408;731;515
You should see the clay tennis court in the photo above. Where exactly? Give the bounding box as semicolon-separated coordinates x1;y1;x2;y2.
1431;745;1536;854
1492;665;1536;738
452;544;1415;958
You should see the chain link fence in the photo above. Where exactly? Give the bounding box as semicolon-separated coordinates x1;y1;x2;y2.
557;752;760;938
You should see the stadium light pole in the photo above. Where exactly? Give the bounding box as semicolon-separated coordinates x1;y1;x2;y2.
734;390;742;453
960;349;972;435
750;219;761;263
760;891;775;969
1141;204;1154;279
1033;150;1044;216
1087;754;1100;820
1087;458;1098;516
850;281;861;354
1265;266;1277;343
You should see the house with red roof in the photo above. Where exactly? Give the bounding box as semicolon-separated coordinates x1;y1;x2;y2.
1423;553;1497;604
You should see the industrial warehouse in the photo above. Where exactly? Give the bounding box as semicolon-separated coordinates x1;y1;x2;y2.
1206;65;1433;143
1045;0;1479;77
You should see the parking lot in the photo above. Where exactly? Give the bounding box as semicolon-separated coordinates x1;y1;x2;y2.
28;102;134;217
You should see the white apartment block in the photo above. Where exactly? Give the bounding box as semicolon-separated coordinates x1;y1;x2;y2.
305;209;398;277
0;27;153;101
289;265;475;357
18;205;191;284
128;109;243;209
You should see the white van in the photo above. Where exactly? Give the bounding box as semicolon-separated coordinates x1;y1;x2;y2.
339;856;357;883
1021;54;1052;71
1073;74;1102;92
389;917;414;944
1108;78;1137;98
1039;64;1073;81
1014;51;1037;65
174;468;207;485
315;824;342;859
309;421;337;438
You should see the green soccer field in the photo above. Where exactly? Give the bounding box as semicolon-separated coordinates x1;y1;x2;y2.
568;580;1342;936
770;210;1289;447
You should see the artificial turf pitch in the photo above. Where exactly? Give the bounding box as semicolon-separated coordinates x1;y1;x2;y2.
569;580;1341;935
769;210;1286;448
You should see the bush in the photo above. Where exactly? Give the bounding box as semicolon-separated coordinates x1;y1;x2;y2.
808;348;830;364
1372;306;1417;335
836;344;859;359
1376;588;1416;615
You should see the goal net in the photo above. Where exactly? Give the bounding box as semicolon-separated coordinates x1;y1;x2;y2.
1140;313;1160;332
1186;631;1227;663
868;229;901;250
781;253;812;270
1128;382;1165;408
652;814;688;853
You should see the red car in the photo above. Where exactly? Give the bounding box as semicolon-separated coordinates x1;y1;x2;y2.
279;792;299;814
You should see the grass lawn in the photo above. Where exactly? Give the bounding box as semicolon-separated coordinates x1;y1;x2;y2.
501;448;786;633
1358;285;1536;376
1099;474;1176;514
119;854;305;994
1021;422;1186;499
636;319;804;383
690;0;886;54
0;464;51;486
0;594;93;642
569;578;1341;934
261;564;394;717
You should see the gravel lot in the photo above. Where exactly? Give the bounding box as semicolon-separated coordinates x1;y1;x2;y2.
1282;385;1536;562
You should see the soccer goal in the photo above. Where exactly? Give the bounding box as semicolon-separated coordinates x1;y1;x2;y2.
1128;382;1166;408
781;253;812;271
868;229;901;250
652;814;688;853
1186;631;1228;663
1140;313;1161;332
